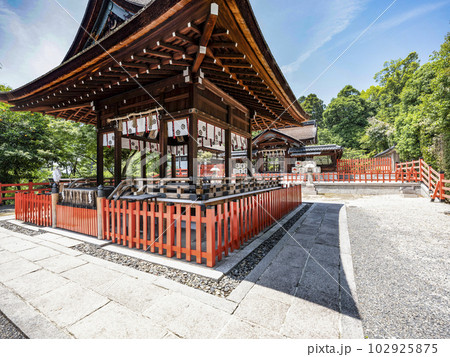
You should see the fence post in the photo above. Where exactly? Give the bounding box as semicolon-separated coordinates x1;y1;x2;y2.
439;171;445;201
97;185;105;240
0;183;2;205
206;206;216;267
428;165;432;192
418;158;423;183
51;184;59;228
28;180;33;194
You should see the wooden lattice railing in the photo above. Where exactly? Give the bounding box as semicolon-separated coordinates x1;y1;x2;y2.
101;185;302;267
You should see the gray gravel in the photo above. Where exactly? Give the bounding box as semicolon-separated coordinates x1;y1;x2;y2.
73;204;312;298
345;195;450;338
0;311;27;339
0;221;45;236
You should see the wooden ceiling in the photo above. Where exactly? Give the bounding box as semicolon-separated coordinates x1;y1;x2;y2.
0;0;308;128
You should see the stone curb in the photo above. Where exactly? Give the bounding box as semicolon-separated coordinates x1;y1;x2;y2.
338;205;364;339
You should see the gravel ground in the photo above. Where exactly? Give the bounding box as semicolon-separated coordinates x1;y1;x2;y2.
343;195;450;338
73;203;312;298
0;221;45;236
0;311;27;339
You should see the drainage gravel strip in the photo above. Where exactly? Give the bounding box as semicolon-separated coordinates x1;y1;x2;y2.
0;221;45;236
0;310;27;339
73;204;312;298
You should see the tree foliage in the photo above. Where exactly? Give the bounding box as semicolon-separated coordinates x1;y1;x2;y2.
298;94;326;126
322;85;372;148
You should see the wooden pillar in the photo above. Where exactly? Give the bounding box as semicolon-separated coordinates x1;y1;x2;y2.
247;111;253;177
140;143;147;178
188;84;199;179
225;105;232;178
171;153;176;178
159;118;168;178
188;114;198;179
96;109;104;186
114;129;122;186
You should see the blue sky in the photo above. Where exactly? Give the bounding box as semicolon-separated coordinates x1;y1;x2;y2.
0;0;449;104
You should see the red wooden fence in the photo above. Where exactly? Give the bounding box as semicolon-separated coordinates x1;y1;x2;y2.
101;185;302;267
56;205;98;237
1;182;50;205
14;192;52;226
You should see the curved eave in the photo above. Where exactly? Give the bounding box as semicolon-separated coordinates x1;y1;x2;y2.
0;0;308;126
229;0;308;123
0;0;187;103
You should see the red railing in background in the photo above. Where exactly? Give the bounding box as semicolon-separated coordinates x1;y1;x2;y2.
255;158;448;202
337;158;392;172
101;185;302;267
15;192;52;226
1;182;50;205
396;159;448;202
56;205;98;237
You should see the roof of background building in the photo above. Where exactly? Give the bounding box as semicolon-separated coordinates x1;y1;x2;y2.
374;145;397;158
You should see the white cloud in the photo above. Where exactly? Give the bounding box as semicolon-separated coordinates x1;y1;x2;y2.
282;0;367;74
375;1;449;32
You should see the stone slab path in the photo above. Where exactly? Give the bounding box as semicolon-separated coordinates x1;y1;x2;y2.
0;202;362;339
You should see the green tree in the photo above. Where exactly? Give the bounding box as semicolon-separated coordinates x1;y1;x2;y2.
298;94;326;126
323;85;371;149
360;117;392;156
369;52;420;123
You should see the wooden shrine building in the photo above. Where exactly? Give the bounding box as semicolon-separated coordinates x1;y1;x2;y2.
0;0;308;184
1;0;307;267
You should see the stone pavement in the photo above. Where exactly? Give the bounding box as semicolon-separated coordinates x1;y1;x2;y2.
0;203;362;339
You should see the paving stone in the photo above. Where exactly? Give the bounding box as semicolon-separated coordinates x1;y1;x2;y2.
68;302;167;338
38;233;80;248
93;275;168;314
234;290;291;332
244;283;294;305
36;254;87;274
5;269;70;300
0;250;20;265
281;299;340;338
0;257;41;283
62;263;125;289
310;243;340;267
316;232;340;247
273;245;309;268
16;246;60;262
0;284;70;339
0;238;38;253
256;262;304;295
165;298;232;338
296;259;340;311
218;316;284;338
29;282;109;327
142;293;201;327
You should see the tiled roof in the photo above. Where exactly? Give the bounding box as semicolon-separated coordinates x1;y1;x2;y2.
289;144;343;154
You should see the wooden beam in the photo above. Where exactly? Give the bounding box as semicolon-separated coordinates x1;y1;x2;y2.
192;3;218;73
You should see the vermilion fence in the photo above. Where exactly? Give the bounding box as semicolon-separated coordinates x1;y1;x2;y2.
101;185;301;267
255;158;448;202
56;205;98;237
337;158;392;172
14;192;52;226
1;182;50;205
